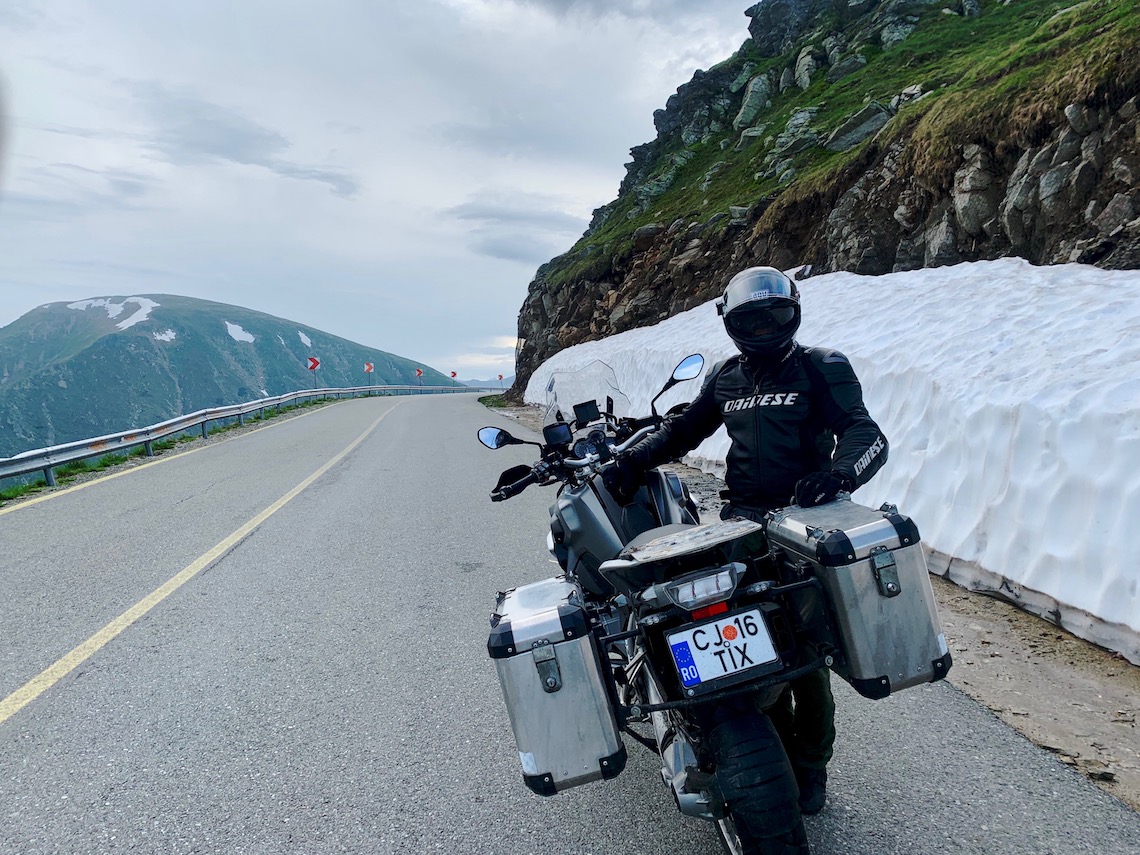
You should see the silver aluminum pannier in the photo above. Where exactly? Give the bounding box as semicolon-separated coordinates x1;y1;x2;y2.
487;576;626;795
765;497;952;699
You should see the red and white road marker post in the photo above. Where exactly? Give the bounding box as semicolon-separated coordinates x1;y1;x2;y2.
307;356;320;397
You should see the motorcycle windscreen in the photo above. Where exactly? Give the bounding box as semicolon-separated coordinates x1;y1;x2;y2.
543;359;633;427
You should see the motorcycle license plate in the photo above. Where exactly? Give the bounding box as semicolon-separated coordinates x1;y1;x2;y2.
668;609;778;689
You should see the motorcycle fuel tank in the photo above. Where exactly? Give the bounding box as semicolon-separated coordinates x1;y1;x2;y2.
765;497;952;699
487;576;626;795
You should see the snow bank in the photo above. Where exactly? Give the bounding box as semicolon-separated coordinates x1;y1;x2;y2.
298;331;312;347
525;259;1140;662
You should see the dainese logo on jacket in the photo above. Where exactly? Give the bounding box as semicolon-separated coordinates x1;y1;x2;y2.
722;392;799;413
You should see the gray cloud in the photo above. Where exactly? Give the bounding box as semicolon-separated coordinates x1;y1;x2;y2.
439;103;618;163
51;258;182;279
22;122;134;141
472;235;571;264
267;163;359;199
446;198;584;233
429;2;749;166
446;192;587;264
107;177;149;199
514;0;723;18
0;192;90;222
0;1;42;31
133;85;360;198
27;162;158;210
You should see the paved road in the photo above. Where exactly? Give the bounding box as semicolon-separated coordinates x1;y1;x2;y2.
1;395;1138;854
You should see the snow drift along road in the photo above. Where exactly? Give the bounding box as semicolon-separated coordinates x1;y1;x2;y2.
525;259;1140;663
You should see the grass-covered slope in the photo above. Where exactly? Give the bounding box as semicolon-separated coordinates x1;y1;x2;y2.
544;0;1139;286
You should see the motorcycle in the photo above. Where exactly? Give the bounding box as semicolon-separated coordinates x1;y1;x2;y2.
478;355;836;855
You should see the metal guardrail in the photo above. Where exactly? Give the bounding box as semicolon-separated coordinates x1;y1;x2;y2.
0;384;497;487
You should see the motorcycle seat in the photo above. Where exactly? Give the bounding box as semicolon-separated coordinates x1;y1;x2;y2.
622;523;696;555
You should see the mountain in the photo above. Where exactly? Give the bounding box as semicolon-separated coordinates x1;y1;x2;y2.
512;0;1140;394
0;294;458;457
463;375;514;388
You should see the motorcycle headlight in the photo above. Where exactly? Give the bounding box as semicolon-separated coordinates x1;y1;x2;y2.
664;563;743;610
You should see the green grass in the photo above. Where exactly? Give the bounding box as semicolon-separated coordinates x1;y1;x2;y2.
479;394;510;408
536;0;1139;292
0;479;48;505
53;451;137;484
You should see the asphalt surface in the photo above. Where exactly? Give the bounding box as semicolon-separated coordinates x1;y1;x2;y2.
1;394;1138;854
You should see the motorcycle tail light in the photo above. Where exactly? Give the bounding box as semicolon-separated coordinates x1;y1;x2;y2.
664;563;742;610
691;602;729;620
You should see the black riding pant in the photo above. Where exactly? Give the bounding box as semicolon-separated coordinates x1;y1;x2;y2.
720;502;837;771
767;668;836;770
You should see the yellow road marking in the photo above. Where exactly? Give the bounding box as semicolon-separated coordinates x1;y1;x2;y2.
0;400;342;517
0;401;402;727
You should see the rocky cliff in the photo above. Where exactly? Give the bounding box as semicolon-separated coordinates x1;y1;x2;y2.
513;0;1140;394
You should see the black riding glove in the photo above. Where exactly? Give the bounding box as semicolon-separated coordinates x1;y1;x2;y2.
602;457;644;504
793;471;853;508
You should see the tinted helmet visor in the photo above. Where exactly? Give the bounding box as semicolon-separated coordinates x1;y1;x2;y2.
725;304;798;338
720;267;802;360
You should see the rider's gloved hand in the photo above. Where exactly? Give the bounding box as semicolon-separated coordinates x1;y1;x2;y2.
793;471;853;507
602;456;644;504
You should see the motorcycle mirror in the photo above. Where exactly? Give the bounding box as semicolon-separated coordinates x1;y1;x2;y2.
651;353;705;416
672;353;704;382
478;426;525;449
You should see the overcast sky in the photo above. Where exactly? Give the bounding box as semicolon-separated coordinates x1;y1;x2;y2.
0;0;752;377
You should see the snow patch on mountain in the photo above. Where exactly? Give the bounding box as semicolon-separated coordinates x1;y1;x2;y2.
225;322;255;343
298;331;312;347
277;335;287;347
68;298;124;319
68;296;159;330
153;329;177;342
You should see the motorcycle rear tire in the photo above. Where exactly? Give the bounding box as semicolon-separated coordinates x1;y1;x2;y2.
716;814;808;855
709;711;810;855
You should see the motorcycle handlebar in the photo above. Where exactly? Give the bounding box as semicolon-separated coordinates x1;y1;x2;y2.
491;470;540;502
491;424;659;497
561;424;657;470
614;425;657;454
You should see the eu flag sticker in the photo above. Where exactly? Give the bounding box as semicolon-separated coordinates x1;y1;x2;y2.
670;640;701;688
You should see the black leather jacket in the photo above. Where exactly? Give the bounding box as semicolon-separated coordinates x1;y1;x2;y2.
626;345;888;513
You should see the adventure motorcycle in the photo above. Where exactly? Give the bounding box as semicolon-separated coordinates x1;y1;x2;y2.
479;356;951;855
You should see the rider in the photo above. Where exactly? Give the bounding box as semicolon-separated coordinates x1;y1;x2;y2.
603;265;889;815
